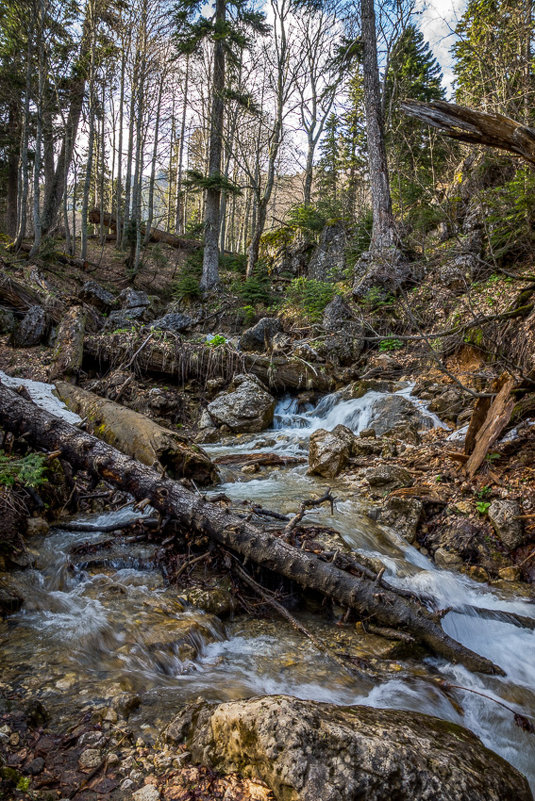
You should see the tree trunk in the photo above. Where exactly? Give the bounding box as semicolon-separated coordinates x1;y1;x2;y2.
144;73;164;246
6;103;20;239
30;0;45;257
360;0;397;250
13;33;32;251
49;306;86;381
0;379;502;676
201;0;226;291
175;56;189;236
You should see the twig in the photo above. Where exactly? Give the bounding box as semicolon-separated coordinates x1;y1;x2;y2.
124;332;153;370
284;489;336;537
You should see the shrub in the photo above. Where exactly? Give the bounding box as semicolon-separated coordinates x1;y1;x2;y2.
206;334;227;347
172;250;203;302
378;337;403;352
220;252;247;274
233;265;272;305
285;277;337;321
0;451;47;488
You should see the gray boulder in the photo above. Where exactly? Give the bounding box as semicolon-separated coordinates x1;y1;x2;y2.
165;695;531;801
365;463;413;495
0;308;15;335
377;496;422;542
207;375;275;433
369;395;433;436
352;247;412;300
11;305;49;347
318;296;364;366
79;280;117;312
488;500;525;550
308;223;346;282
151;312;193;333
308;425;355;478
119;287;150;309
239;317;282;352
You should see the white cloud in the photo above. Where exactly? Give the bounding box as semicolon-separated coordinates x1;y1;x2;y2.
415;0;467;94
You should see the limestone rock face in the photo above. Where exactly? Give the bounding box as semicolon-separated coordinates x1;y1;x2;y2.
165;695;532;801
308;425;355;478
308;223;346;282
207;375;275;433
239;317;282;352
488;500;525;550
12;305;49;347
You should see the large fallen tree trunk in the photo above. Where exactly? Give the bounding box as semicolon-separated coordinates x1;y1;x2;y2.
55;381;218;485
0;379;502;675
0;266;65;323
401;99;535;165
84;333;335;392
88;209;201;251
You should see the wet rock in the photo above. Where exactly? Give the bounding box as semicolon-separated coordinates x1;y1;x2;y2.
488;500;525;550
150;312;193;333
308;425;355;478
0;573;24;615
368;395;433;436
0;308;15;334
166;695;531;801
239;317;282;352
26;517;49;537
377;496;422;543
352;433;383;457
308;223;346;282
79;748;102;771
113;693;141;719
133;785;160;801
207;375;275;433
26;757;45;775
365;464;413;495
79;280;117;312
434;546;464;569
12;305;49;347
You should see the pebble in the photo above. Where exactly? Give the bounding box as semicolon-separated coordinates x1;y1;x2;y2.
78;748;102;770
133;785;161;801
9;732;20;746
27;757;45;775
107;753;120;766
120;778;134;791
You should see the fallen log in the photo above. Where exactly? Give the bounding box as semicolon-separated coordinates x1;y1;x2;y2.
55;381;218;485
88;209;201;251
214;452;307;467
0;266;64;323
49;305;86;381
402;99;535;166
84;332;335;392
0;378;502;675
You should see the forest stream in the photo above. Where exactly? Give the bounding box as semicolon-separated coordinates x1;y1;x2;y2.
1;379;534;791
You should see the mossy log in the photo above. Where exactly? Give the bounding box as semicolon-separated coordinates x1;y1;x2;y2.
49;306;86;381
84;333;334;392
55;381;218;485
0;379;503;675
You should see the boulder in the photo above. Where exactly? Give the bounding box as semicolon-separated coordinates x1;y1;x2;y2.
0;308;15;335
365;463;413;495
207;375;275;433
308;425;355;479
79;280;117;312
352;247;413;299
308;223;346;282
0;573;24;616
318;296;364;365
368;395;433;436
377;496;422;542
239;317;282;352
119;287;150;309
488;500;525;550
150;312;193;333
11;305;49;347
165;695;531;801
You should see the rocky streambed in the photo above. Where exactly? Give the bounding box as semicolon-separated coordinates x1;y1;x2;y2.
1;382;534;800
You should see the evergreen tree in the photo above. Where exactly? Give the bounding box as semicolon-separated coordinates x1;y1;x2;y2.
384;24;446;232
452;0;534;122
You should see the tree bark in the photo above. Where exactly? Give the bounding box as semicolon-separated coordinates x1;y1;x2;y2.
0;379;502;676
49;306;86;381
360;0;397;250
201;0;226;291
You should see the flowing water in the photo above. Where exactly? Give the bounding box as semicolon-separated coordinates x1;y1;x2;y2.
1;380;534;784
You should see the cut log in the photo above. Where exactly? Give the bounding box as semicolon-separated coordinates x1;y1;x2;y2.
464;375;516;477
402;99;535;166
88;209;201;251
83;333;334;392
0;378;503;675
49;306;86;381
55;381;218;485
